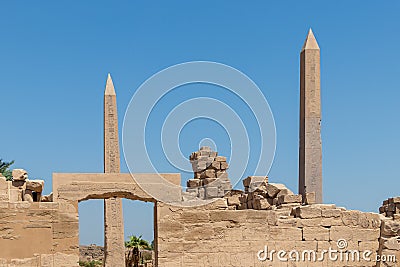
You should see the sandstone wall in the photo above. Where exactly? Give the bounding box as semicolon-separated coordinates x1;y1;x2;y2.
0;201;79;267
156;199;397;267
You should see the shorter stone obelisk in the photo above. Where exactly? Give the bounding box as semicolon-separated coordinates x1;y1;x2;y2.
103;74;125;266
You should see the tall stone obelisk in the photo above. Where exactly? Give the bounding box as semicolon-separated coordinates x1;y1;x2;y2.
104;74;125;266
299;29;323;203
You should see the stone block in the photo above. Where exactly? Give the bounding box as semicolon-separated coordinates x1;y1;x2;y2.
341;210;361;226
276;189;293;198
269;226;303;241
266;183;290;198
215;156;226;162
381;220;400;237
0;177;8;190
295;206;322;219
200;169;215;178
9;188;23;202
278;194;302;204
211;161;220;169
205;187;218;199
253;197;271;210
322;208;341;218
303;226;329;241
187;179;201;188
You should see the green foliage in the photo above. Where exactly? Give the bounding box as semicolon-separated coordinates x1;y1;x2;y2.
78;260;102;267
125;235;151;250
0;159;14;181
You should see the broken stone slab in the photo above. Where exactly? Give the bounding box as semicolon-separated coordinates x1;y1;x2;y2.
276;189;294;198
253;196;271;210
266;183;292;198
243;176;268;187
224;190;243;206
12;169;28;181
26;179;44;193
277;194;302;205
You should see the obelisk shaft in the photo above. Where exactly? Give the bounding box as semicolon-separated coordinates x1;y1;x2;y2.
299;29;323;203
104;74;125;267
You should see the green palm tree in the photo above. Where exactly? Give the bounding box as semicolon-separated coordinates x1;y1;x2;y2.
125;235;151;267
0;159;14;181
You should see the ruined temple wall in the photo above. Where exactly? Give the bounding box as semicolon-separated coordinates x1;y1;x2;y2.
156;199;391;267
0;201;79;267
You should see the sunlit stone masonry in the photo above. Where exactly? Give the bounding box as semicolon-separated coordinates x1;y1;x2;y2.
186;146;232;199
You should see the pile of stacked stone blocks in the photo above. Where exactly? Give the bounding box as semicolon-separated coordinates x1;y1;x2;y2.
226;176;311;210
0;169;52;203
186;146;232;199
380;197;400;219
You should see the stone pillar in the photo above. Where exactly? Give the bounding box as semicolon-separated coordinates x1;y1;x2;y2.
104;74;125;266
299;29;323;203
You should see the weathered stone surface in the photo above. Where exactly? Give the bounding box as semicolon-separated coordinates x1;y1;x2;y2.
322;208;341;218
253;196;271;210
12;169;28;181
303;226;329;241
277;194;302;204
304;192;316;204
295;206;322;219
9;188;23;202
381;220;400;237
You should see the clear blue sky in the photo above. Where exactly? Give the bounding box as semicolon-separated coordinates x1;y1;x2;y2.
1;1;399;245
